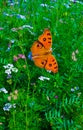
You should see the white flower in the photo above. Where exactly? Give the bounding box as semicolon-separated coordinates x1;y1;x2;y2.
11;68;18;73
22;25;33;29
3;65;8;69
10;39;15;43
71;49;79;61
47;96;50;101
71;88;75;92
40;4;48;7
43;17;50;21
3;64;14;69
17;14;26;20
3;64;18;74
7;64;14;68
11;28;18;32
9;3;14;6
72;52;77;61
0;88;8;93
5;69;11;75
64;3;70;8
38;76;50;81
3;12;10;16
75;49;79;54
3;103;16;111
46;70;51;73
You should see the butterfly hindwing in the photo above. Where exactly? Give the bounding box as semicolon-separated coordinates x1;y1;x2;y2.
45;54;58;73
32;54;58;73
32;55;48;68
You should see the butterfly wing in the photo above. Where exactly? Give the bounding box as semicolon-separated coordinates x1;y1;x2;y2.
32;54;58;73
31;41;50;56
32;54;48;68
31;29;52;56
38;28;52;49
45;54;58;73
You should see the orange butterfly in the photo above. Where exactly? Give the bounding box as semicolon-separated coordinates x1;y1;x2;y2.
31;29;58;73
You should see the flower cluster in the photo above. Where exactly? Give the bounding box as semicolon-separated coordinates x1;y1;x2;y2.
13;54;26;62
3;64;18;77
8;90;18;101
3;103;16;111
71;49;79;61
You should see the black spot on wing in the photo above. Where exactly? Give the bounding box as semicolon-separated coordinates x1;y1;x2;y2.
41;60;47;67
47;33;51;35
48;42;51;43
54;66;58;69
48;38;51;40
52;59;55;62
37;40;45;48
49;64;52;67
43;38;46;41
53;62;56;65
37;43;43;49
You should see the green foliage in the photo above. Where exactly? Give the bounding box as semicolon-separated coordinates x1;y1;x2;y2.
0;0;83;130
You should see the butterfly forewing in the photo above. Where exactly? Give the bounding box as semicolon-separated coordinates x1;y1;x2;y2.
31;41;51;56
38;29;52;49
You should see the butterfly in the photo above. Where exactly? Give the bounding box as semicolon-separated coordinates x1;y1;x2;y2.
30;28;58;73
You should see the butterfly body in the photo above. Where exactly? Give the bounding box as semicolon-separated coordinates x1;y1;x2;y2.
31;29;58;73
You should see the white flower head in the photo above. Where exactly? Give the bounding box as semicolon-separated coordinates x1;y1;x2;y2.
3;64;18;74
3;64;14;69
7;64;14;68
0;88;8;93
64;3;70;8
47;96;50;101
11;28;18;32
72;51;77;61
72;49;79;61
46;70;51;73
9;3;14;6
11;67;18;73
22;25;33;29
71;88;75;92
3;65;8;69
10;39;15;43
3;12;10;16
38;76;50;81
3;103;16;111
40;4;48;7
75;49;79;54
17;14;26;20
5;69;11;75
